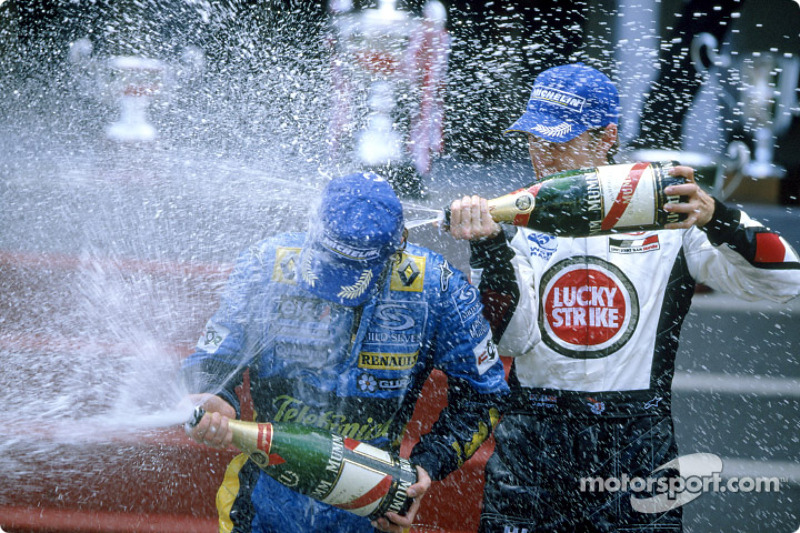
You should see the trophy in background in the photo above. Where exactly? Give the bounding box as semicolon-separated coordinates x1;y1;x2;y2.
327;0;449;197
104;55;167;142
688;32;800;197
735;52;799;179
68;38;205;143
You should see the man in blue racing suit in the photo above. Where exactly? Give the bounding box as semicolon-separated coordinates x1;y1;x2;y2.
182;172;509;533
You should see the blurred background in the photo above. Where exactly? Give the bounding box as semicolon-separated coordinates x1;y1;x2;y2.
0;1;798;532
2;0;799;201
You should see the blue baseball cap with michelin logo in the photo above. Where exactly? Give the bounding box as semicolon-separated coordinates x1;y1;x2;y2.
506;62;619;143
298;172;404;307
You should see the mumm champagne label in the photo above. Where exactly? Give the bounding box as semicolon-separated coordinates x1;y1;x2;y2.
485;161;683;236
446;160;685;237
192;409;417;520
594;161;682;234
312;434;416;518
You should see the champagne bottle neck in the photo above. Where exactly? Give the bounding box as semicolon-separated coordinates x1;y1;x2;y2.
486;183;541;224
228;419;273;465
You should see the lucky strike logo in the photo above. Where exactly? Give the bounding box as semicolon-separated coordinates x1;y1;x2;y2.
547;270;624;343
540;257;639;359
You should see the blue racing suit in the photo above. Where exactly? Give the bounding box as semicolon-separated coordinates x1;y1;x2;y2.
181;232;509;533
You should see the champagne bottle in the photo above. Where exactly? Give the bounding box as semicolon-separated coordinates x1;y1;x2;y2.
444;161;688;236
186;407;417;519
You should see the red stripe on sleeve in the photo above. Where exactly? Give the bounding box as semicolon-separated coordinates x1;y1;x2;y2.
755;233;786;263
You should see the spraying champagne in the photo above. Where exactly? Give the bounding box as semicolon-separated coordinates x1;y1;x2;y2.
186;407;417;519
442;161;688;236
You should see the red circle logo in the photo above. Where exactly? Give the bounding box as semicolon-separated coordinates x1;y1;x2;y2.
540;258;638;359
544;268;627;346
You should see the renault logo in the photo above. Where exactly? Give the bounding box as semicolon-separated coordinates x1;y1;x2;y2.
397;256;420;286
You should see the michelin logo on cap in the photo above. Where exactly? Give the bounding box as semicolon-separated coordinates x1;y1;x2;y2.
532;86;586;112
319;233;382;261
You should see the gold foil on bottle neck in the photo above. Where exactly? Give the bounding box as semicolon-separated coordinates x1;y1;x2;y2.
229;419;272;467
487;190;536;223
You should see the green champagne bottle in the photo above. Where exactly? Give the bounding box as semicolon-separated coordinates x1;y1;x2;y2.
186;407;417;519
444;161;688;236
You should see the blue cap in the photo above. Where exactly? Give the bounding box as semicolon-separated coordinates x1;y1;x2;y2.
506;63;619;143
298;172;404;307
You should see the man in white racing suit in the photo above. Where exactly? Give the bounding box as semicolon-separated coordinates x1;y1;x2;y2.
447;63;800;532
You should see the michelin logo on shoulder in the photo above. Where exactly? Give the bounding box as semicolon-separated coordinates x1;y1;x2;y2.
197;321;230;354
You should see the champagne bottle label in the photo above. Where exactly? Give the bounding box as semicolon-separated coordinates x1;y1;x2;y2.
312;434;416;517
479;160;685;236
593;161;683;232
213;413;416;519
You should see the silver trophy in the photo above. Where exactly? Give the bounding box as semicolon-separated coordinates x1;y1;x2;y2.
633;32;800;200
103;55;167;142
735;52;799;179
68;38;205;143
691;32;800;183
328;0;449;196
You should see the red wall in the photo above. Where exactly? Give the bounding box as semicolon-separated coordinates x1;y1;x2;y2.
0;251;502;533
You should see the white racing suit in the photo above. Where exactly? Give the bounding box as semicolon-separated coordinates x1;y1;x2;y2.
470;199;800;532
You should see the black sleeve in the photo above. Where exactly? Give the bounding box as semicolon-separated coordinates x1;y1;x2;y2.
469;225;520;343
701;198;741;246
702;198;800;269
409;376;503;481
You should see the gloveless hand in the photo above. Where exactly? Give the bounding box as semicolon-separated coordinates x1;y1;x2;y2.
447;195;502;241
184;393;236;449
371;466;432;533
663;165;716;229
